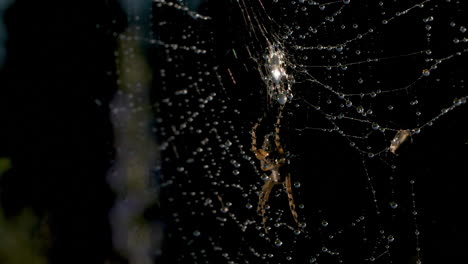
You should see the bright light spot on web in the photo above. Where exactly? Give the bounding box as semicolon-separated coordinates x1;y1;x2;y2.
271;68;281;82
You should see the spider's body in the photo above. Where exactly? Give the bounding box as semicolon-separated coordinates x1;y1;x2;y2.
261;44;294;105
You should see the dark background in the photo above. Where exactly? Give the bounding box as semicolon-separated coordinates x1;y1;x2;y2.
0;1;122;263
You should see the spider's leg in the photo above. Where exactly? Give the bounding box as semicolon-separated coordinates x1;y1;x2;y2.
284;173;302;229
251;117;263;154
274;105;285;156
257;179;276;232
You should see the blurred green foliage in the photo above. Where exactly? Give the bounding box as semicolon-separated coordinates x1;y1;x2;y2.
0;157;50;264
0;157;12;176
0;209;50;264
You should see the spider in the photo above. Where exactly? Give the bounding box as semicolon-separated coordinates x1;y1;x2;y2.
251;105;302;232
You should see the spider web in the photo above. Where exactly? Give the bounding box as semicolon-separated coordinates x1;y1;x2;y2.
112;0;468;263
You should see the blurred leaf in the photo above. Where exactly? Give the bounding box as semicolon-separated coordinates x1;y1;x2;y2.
0;208;50;264
0;157;12;176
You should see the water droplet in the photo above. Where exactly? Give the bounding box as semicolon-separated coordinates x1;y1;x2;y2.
278;93;288;105
453;97;466;106
321;220;329;227
275;239;283;247
193;230;201;237
389;201;398;209
422;69;430;76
